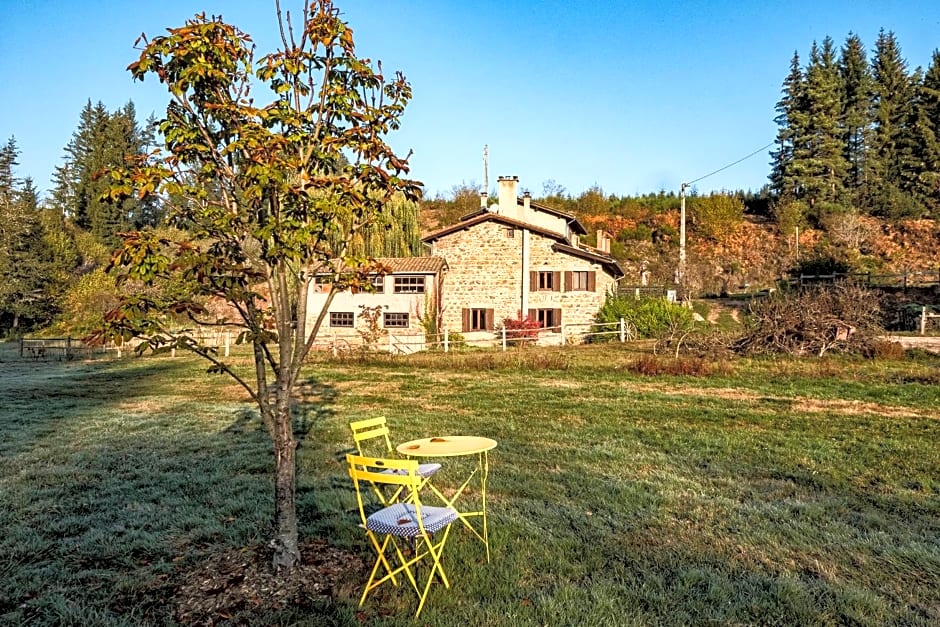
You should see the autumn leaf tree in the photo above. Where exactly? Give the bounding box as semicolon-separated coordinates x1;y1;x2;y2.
100;0;420;570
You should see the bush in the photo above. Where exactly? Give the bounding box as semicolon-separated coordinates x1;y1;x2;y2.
501;313;541;343
593;293;693;340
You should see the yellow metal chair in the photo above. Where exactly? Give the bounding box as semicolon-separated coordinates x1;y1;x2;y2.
349;416;442;504
347;454;458;617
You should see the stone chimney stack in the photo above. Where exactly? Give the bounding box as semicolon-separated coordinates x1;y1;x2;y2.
597;229;611;254
497;176;519;215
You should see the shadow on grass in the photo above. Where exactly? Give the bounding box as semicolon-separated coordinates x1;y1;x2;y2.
0;355;359;625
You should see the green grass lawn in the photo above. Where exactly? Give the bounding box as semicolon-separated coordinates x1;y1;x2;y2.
0;342;938;625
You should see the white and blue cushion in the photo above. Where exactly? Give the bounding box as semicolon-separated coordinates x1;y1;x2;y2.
367;503;457;538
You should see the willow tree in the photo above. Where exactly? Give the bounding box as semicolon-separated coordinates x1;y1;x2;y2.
101;1;420;570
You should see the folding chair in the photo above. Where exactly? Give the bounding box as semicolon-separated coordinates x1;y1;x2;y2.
349;416;441;504
347;454;458;617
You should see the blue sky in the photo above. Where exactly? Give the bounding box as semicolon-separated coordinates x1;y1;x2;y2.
2;1;939;200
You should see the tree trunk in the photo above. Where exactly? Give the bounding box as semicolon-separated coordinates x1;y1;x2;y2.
270;399;299;571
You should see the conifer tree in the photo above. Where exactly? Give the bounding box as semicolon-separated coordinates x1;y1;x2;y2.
869;30;919;216
911;50;940;216
838;34;873;197
770;52;808;201
803;37;848;208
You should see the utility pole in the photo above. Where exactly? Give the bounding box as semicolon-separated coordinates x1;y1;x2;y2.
678;182;688;290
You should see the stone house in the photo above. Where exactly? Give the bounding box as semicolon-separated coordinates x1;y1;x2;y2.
422;176;624;344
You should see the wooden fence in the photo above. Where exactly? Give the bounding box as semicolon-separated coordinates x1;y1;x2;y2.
797;269;940;289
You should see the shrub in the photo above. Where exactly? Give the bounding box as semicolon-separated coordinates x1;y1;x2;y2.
593;293;693;340
501;313;541;343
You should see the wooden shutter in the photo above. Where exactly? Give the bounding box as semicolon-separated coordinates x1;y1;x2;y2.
564;271;572;292
485;309;494;331
530;271;538;291
528;308;537;323
553;308;562;332
462;308;471;332
588;271;596;292
552;271;561;291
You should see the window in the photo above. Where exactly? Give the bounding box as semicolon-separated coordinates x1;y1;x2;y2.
370;275;385;292
330;312;354;328
383;312;409;328
565;270;596;292
529;308;562;333
314;275;332;293
462;308;494;332
531;270;561;291
504;227;515;238
393;275;425;294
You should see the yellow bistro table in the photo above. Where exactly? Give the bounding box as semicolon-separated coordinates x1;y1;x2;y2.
396;435;497;561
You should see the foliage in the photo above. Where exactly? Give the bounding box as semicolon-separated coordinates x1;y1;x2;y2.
356;304;387;349
735;281;883;356
688;192;744;241
98;0;420;570
594;292;693;339
500;312;541;343
47;269;121;336
50;100;160;246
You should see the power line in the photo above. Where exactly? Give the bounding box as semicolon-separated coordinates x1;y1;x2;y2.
686;141;775;187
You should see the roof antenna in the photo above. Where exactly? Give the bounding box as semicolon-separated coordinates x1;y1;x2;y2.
482;144;489;195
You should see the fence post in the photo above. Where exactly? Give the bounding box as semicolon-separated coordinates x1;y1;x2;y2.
18;337;24;358
224;332;230;357
501;326;507;351
66;336;72;360
619;318;626;342
388;333;393;354
922;307;928;335
443;328;449;353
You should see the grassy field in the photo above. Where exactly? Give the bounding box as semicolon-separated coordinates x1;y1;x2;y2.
0;342;938;625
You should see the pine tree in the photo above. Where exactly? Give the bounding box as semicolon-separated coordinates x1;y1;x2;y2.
803;37;848;208
770;52;809;201
909;51;940;217
869;30;919;216
0;141;56;331
838;34;873;197
50;100;158;247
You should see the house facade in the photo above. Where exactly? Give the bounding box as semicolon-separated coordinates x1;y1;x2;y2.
306;257;446;352
422;176;624;344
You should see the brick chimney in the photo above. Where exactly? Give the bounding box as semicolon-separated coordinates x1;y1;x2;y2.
497;176;519;215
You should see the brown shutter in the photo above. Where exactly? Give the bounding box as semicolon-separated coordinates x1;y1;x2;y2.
588;271;596;292
530;271;538;291
564;271;572;292
462;308;470;332
528;308;537;323
553;308;563;332
485;309;494;331
552;271;561;291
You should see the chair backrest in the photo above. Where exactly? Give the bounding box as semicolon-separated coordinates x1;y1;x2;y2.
347;454;423;522
349;416;394;456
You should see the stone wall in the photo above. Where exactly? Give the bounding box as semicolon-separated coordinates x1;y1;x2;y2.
431;220;618;340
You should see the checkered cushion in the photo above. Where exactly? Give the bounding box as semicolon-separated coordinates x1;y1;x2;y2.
379;463;442;478
367;503;457;538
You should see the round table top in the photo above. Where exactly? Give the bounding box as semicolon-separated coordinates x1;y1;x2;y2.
396;435;498;457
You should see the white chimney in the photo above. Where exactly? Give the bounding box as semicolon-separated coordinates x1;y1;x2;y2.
597;230;611;253
480;192;488;210
497;175;519;215
523;191;531;213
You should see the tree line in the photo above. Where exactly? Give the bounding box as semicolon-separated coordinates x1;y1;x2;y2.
770;30;940;224
0;101;423;335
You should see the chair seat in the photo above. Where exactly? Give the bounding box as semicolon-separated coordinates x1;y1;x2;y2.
379;462;441;478
367;503;457;538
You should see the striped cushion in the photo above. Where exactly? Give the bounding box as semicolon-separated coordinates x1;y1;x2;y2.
367;503;457;538
378;462;442;478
